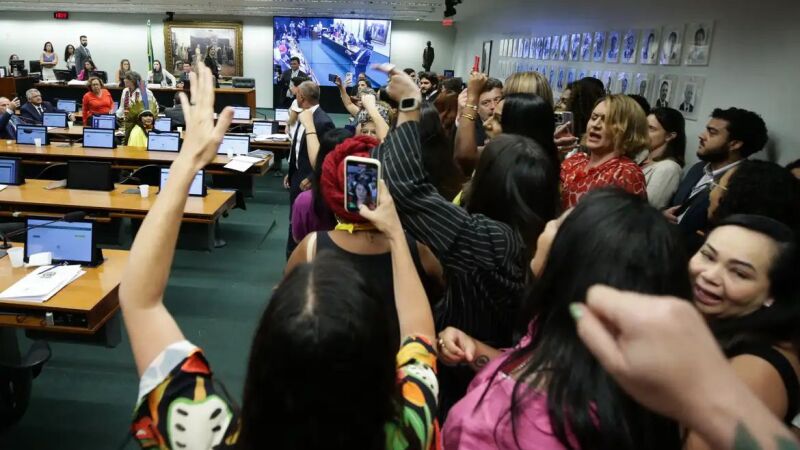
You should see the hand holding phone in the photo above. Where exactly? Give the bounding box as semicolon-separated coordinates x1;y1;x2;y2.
344;156;381;213
328;73;339;84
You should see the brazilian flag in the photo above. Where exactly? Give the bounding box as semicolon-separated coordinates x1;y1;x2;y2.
146;19;154;72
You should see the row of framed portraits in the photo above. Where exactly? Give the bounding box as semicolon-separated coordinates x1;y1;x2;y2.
498;22;714;67
494;60;706;120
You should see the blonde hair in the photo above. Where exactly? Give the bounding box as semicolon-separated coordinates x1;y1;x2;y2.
503;72;554;107
602;94;649;157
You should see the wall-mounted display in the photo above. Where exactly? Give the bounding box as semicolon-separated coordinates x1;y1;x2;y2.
621;29;639;64
592;32;606;62
685;22;713;66
606;31;621;63
659;26;684;65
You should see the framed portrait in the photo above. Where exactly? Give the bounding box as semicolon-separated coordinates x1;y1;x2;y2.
550;35;561;60
592;32;607;62
678;75;706;120
570;33;582;61
639;28;660;65
616;72;631;94
548;66;557;88
516;38;524;58
555;66;567;91
659;25;685;65
581;33;593;61
634;73;655;99
533;37;541;59
606;31;621;63
578;68;588;80
590;69;602;81
621;29;639;64
523;38;531;59
654;74;678;108
164;21;243;77
482;40;493;74
602;70;617;93
559;34;570;60
567;68;577;86
685;22;714;66
367;21;389;45
543;36;552;60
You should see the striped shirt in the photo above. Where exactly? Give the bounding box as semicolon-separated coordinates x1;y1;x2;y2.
373;121;526;347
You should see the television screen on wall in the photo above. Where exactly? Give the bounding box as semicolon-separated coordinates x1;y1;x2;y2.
273;16;392;88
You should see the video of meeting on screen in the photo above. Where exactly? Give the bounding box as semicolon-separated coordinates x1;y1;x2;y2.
273;16;392;88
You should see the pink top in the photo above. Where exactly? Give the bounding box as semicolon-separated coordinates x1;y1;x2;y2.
443;336;578;450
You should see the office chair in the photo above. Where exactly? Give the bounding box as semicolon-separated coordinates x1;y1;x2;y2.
0;341;51;429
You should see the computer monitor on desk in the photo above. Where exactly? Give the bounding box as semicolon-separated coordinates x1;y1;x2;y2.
9;60;25;77
92;114;117;130
16;125;48;145
218;134;250;155
25;218;102;266
160;168;206;196
43;112;67;128
83;128;116;149
231;106;251;121
57;99;77;112
54;69;73;82
0;157;24;185
252;121;277;137
154;117;172;132
147;132;181;152
274;108;289;122
91;71;108;83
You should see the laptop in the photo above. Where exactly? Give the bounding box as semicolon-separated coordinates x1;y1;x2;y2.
159;167;206;196
92;114;117;130
16;125;48;145
217;134;250;155
154;117;172;132
147;132;181;152
25;218;102;266
274;108;289;122
56;99;77;112
0;157;24;185
66;160;114;191
43;112;68;128
231;106;251;121
252;120;277;137
82;128;116;149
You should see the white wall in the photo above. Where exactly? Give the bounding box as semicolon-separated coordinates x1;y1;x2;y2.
451;0;800;165
0;12;453;108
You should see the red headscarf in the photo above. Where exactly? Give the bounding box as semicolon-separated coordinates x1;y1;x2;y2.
320;134;380;224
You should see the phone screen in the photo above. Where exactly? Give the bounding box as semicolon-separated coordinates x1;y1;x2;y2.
344;159;380;212
328;73;339;83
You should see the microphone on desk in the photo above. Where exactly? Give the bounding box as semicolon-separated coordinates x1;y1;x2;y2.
0;211;87;253
119;164;161;185
34;162;68;180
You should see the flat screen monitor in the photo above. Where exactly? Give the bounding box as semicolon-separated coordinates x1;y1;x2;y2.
218;134;250;155
92;114;116;130
273;16;392;88
0;157;24;185
25;219;97;265
16;125;48;145
9;60;25;75
0;66;6;78
154;117;172;132
43;112;67;128
57;99;77;112
54;69;72;81
252;120;277;136
66;160;114;191
160;168;206;196
82;128;116;149
29;61;42;74
147;132;181;152
274;108;289;122
231;106;251;120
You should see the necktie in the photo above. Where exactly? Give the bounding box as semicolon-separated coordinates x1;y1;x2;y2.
36;106;43;117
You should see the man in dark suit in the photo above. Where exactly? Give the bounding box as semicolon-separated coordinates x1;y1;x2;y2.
351;45;372;82
422;41;434;72
19;89;73;125
74;35;91;77
0;96;22;139
163;93;185;128
284;81;335;258
419;72;440;102
665;107;768;247
278;57;307;108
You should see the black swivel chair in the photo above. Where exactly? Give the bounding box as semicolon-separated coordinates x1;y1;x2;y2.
0;341;51;429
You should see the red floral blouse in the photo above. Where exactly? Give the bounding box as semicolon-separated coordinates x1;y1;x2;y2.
560;152;647;209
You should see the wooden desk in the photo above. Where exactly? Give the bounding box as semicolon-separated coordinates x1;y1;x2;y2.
2;137;272;176
35;83;256;116
0;179;234;223
0;247;127;334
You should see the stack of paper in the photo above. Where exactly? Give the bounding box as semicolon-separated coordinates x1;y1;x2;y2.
224;155;263;173
0;265;85;303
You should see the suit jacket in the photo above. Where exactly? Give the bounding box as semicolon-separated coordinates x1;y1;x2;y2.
163;106;185;127
279;69;307;104
0;111;20;139
74;46;91;75
288;107;335;185
423;46;435;69
19;101;65;125
669;161;709;240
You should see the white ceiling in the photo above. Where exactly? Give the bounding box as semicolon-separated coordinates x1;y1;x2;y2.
0;0;455;21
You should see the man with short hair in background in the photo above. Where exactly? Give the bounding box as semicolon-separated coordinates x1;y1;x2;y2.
278;57;307;107
419;72;440;102
74;35;91;76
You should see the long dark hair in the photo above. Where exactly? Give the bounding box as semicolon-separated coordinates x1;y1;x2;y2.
43;41;54;52
420;102;466;201
712;160;800;231
707;214;800;348
649;107;686;167
499;93;559;170
494;188;688;450
64;44;75;61
238;252;398;449
567;77;606;139
465;133;559;261
312;128;353;222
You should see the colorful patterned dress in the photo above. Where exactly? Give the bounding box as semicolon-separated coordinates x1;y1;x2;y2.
560;152;647;209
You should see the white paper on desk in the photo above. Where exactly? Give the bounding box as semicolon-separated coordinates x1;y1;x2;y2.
224;155;261;173
67;80;88;86
0;265;85;303
0;184;7;192
253;133;289;142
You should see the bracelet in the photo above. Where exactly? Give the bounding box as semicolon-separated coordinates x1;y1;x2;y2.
465;104;478;111
461;113;476;121
306;131;316;136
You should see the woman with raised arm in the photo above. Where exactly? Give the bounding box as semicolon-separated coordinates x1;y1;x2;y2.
120;61;442;450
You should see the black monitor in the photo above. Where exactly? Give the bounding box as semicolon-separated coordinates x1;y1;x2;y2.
66;160;115;191
91;71;108;83
54;69;73;82
29;61;42;74
0;157;25;185
92;114;117;130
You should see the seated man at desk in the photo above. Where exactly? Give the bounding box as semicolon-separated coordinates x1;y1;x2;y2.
19;89;75;125
0;96;22;139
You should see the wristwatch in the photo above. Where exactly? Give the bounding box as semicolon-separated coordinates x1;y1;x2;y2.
399;96;420;112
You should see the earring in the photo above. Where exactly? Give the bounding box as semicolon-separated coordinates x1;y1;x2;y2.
763;298;774;308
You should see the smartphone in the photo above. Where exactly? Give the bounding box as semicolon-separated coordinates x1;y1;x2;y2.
328;73;339;83
554;111;574;126
344;72;353;85
472;55;480;73
343;156;381;213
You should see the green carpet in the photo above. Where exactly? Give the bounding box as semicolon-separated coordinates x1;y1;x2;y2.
0;172;291;449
